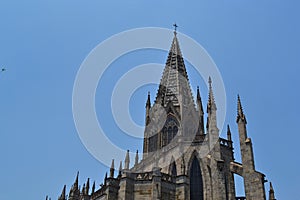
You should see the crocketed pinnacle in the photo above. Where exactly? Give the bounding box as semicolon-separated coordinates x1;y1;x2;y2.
125;150;130;169
58;185;66;200
227;124;232;142
207;77;217;112
91;181;95;195
135;150;139;166
236;95;247;123
110;159;115;178
74;171;79;189
85;178;90;195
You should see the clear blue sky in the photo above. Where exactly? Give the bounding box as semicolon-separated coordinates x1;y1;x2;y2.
0;0;299;199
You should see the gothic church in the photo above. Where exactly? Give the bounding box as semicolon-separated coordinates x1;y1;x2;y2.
54;30;277;200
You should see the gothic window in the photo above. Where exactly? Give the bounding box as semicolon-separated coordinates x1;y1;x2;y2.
161;116;179;147
190;157;204;200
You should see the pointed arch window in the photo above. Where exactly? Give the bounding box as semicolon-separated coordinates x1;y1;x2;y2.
190;157;204;200
161;116;179;147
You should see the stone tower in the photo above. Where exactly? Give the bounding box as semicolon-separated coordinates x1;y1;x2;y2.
53;30;276;200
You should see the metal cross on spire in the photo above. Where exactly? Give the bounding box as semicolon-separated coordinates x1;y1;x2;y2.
173;23;178;33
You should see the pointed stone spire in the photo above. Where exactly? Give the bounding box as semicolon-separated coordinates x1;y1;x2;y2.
58;185;66;200
197;86;204;135
135;150;139;166
206;77;218;131
269;182;276;200
170;30;183;57
104;172;107;186
145;92;151;126
81;183;86;194
109;159;115;178
207;77;216;112
124;150;130;170
86;178;90;195
143;26;199;156
227;124;233;148
155;29;193;108
91;181;95;195
118;161;123;176
74;171;79;189
69;173;80;199
205;77;220;158
227;124;232;142
237;95;247;123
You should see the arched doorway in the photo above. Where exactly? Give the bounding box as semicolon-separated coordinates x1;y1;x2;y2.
190;156;204;200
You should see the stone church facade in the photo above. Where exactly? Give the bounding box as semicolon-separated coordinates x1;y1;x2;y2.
54;31;277;200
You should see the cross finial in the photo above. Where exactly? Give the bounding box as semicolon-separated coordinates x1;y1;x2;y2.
173;23;178;33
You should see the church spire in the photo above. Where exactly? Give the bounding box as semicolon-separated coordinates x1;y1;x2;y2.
155;28;193;108
170;29;183;58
